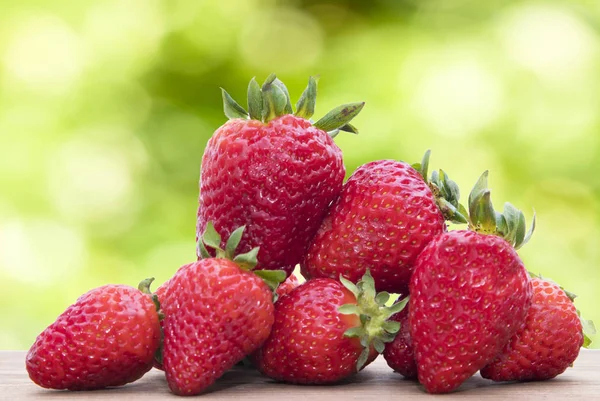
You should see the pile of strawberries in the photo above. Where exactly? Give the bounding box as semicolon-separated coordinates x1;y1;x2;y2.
26;75;595;395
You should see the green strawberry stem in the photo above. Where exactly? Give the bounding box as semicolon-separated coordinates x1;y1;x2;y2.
138;277;161;315
411;150;468;224
530;272;596;348
198;222;286;292
221;74;365;135
339;270;407;370
467;171;536;249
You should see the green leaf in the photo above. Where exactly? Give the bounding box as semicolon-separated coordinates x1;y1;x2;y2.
356;347;370;371
197;240;211;259
412;149;431;181
343;326;364;338
261;74;288;122
375;291;390;306
386;297;409;316
272;78;293;115
339;123;359;134
471;190;497;234
338;304;360;315
247;77;263;120
521;210;536;249
221;88;248;120
233;246;259;270
339;275;360;297
380;331;396;343
295;76;318;119
382;320;400;334
253;269;286;291
313;102;365;132
225;226;245;259
468;170;489;215
373;338;385;354
513;209;526;249
202;222;222;251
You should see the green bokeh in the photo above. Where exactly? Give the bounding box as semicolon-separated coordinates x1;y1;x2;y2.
1;0;599;349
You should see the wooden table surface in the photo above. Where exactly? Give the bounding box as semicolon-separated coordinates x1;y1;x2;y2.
2;350;599;400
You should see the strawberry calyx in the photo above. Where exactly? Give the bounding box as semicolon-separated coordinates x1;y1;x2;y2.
222;74;365;137
530;273;596;348
467;171;536;249
138;277;165;366
412;150;468;224
197;222;286;291
338;270;408;370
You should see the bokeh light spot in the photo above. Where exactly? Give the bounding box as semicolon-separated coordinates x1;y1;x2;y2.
239;7;323;74
2;14;83;90
48;138;136;223
497;5;597;80
411;54;504;138
0;220;87;285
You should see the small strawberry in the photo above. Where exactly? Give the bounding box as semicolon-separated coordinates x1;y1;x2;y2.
162;223;285;396
26;279;161;390
481;276;595;381
197;75;364;276
383;299;417;379
253;271;405;384
302;151;467;293
409;171;535;393
275;270;302;300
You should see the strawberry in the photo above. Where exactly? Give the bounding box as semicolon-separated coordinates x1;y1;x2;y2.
382;299;417;379
409;171;535;393
301;151;466;293
161;223;284;396
197;75;364;276
253;271;405;384
275;270;302;300
481;276;595;381
26;279;161;390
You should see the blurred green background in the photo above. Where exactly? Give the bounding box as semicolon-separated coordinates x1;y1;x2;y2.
1;0;599;349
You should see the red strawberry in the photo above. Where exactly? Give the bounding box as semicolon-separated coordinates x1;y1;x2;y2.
26;279;161;390
409;171;535;393
383;300;417;379
197;75;364;276
275;270;302;300
481;276;595;381
254;271;404;384
302;151;466;293
162;223;284;395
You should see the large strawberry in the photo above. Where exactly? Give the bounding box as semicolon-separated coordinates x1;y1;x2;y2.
197;75;364;276
481;276;595;381
26;279;161;390
301;151;466;293
161;223;284;396
409;171;535;393
253;271;406;384
382;299;417;379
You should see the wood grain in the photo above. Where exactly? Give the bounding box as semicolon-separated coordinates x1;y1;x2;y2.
2;350;599;400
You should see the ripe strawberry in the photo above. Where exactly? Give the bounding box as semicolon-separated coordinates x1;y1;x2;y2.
383;299;417;379
162;223;284;396
254;271;405;384
481;276;595;381
26;279;161;390
275;270;302;300
409;171;535;393
302;151;466;293
197;75;364;276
